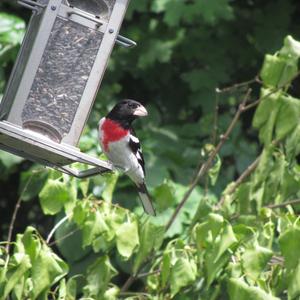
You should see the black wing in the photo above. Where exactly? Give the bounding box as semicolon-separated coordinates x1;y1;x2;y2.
128;130;145;175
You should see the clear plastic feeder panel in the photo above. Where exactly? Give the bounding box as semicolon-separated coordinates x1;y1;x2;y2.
22;17;104;142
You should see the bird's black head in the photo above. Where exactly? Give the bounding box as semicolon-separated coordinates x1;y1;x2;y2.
106;99;148;128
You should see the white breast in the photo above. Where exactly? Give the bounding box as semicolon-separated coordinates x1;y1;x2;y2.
98;119;144;184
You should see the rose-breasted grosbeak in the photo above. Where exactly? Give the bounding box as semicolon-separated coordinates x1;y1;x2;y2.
98;99;156;216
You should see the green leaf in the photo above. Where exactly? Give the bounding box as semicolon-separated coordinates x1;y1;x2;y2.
104;285;119;300
278;226;300;271
0;151;23;169
72;200;87;226
0;13;25;64
79;178;89;197
161;251;171;287
66;276;77;300
55;218;90;263
31;244;68;299
19;168;48;202
0;151;23;179
260;35;300;88
205;223;237;286
133;220;164;273
213;221;237;263
2;253;31;299
116;219;139;259
196;0;234;24
163;0;186;27
58;279;66;300
39;179;70;215
286;124;300;161
288;260;300;300
63;176;78;214
83;256;117;299
208;154;222;186
194;213;224;249
242;244;273;281
280;35;300;60
153;180;176;211
194;214;237;287
22;226;41;262
81;211;110;249
275;94;300;140
102;172;119;203
170;257;197;297
138;39;178;69
228;278;280;300
252;89;282;144
260;55;295;87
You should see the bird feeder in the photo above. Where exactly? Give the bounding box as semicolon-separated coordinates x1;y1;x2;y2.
0;0;136;177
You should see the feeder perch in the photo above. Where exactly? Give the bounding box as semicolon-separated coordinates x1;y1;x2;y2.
0;0;136;178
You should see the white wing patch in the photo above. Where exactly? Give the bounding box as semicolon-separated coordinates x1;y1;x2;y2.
130;135;139;143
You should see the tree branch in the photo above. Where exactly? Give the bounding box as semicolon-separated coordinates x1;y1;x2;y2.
5;175;33;254
120;275;137;293
165;89;252;232
217;156;260;209
216;76;260;93
137;269;161;279
265;199;300;209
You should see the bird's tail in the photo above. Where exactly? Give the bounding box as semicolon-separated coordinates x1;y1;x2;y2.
137;183;156;216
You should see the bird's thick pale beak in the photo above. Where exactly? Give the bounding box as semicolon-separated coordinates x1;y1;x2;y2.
133;105;148;116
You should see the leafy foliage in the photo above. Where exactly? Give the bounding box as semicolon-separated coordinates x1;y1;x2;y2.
1;2;300;300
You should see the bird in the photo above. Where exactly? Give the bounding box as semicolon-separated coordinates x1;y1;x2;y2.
98;99;156;216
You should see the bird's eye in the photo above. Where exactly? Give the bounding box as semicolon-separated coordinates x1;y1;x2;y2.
128;103;137;109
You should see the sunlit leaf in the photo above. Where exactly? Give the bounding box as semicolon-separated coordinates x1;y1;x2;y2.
170;257;197;297
242;244;273;281
39;179;70;215
133;220;164;273
2;253;31;299
116;219;139;259
83;256;117;299
0;12;25;64
30;244;68;299
278;226;300;271
288;261;300;300
228;278;280;300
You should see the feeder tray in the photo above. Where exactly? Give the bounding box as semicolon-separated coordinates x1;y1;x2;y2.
0;0;135;178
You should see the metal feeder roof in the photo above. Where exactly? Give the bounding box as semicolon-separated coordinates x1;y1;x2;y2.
0;0;135;178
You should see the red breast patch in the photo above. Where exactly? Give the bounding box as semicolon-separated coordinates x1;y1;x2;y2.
101;118;129;151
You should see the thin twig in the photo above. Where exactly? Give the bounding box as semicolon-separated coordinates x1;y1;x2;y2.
243;98;261;112
265;199;300;209
48;228;80;247
137;269;161;279
6;175;33;253
120;251;156;292
217;156;260;208
211;92;220;146
216;76;259;93
243;70;300;112
121;275;137;293
46;215;70;244
119;292;151;298
165;89;252;232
